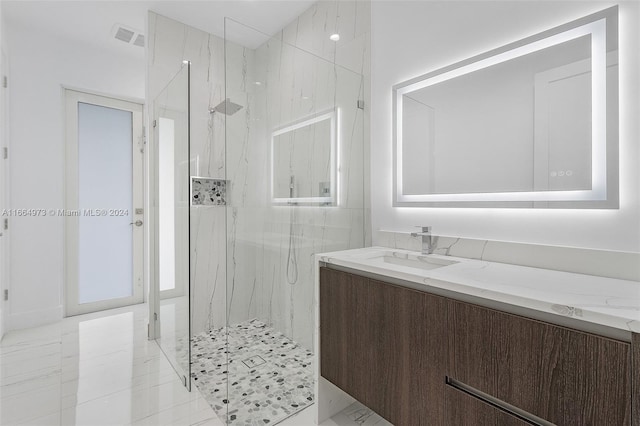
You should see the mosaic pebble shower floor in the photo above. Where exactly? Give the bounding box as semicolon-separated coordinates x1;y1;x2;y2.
190;319;315;425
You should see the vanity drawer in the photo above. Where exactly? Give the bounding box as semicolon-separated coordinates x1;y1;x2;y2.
444;385;529;426
447;299;632;425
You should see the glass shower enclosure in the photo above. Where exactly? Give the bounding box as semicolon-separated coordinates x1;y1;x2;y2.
151;19;365;426
151;63;191;389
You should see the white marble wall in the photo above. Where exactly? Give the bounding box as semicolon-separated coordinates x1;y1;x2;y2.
148;1;371;358
224;1;370;352
276;0;372;247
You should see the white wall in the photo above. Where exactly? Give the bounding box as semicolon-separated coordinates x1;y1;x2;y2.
371;1;640;252
5;21;144;330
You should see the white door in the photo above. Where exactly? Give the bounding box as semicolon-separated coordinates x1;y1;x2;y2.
65;90;144;316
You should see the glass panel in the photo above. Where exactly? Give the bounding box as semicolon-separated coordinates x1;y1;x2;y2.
77;102;133;304
158;117;176;292
192;19;366;424
272;111;336;204
154;64;191;389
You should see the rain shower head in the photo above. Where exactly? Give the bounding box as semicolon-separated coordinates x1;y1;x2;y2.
209;98;243;116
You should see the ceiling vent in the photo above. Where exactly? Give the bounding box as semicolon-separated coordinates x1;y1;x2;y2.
112;24;144;48
133;34;145;47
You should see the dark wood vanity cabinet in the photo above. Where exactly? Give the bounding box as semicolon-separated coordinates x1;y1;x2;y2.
319;267;447;425
319;266;636;426
448;300;632;426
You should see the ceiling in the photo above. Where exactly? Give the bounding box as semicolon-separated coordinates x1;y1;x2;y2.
1;0;317;57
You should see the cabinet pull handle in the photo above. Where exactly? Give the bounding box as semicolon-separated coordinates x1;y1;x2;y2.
445;377;555;426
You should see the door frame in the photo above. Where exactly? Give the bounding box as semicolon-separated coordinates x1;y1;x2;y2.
0;49;8;340
64;88;144;316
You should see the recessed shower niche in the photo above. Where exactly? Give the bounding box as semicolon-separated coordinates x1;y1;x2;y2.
191;177;227;206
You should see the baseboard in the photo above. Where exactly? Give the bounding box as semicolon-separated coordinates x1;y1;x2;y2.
6;305;63;332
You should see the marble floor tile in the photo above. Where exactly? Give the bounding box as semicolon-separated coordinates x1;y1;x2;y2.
15;412;63;426
1;303;388;426
0;303;215;426
279;402;391;426
131;395;223;426
60;363;179;408
60;378;201;425
0;368;62;399
1;382;63;424
1;350;61;381
340;402;392;425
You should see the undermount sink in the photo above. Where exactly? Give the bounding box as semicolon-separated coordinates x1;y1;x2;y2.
380;254;458;271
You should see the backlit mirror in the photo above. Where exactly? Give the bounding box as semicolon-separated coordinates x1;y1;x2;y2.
271;110;337;205
393;6;618;208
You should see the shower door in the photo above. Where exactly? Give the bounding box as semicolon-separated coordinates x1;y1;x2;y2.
151;64;191;388
217;19;365;425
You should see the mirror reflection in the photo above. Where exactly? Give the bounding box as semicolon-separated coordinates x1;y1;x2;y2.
271;111;336;204
403;36;594;195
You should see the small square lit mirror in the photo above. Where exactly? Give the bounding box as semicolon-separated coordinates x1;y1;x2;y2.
393;6;618;208
271;110;337;205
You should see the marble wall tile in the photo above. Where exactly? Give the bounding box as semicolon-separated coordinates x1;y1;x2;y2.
281;2;338;66
234;206;364;352
149;1;371;365
375;230;640;282
189;208;226;334
482;240;640;282
375;230;422;252
225;208;261;327
278;1;371;76
224;3;369;355
433;236;488;260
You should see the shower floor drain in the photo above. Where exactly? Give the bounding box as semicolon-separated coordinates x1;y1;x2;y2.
242;355;266;368
188;319;314;424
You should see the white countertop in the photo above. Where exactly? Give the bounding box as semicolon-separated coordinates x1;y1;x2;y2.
317;247;640;334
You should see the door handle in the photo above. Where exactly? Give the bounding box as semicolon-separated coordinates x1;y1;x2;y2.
130;220;143;227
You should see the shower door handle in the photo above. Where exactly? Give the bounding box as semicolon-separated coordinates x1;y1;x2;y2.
130;220;143;227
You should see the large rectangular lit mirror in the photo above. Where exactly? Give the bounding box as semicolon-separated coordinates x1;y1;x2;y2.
393;6;618;208
271;110;337;205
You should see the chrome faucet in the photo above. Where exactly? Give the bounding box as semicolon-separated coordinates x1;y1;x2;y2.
411;226;433;255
